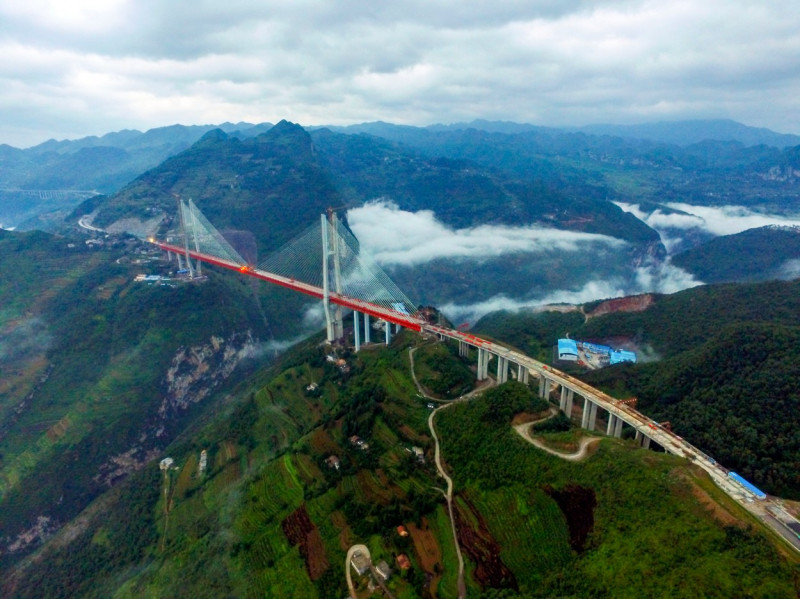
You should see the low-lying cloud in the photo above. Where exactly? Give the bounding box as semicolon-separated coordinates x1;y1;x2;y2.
441;259;702;324
347;200;625;267
615;201;800;240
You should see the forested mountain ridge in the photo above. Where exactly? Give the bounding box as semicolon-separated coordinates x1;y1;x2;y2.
0;229;274;570
3;320;798;598
6;117;800;233
672;225;800;283
474;277;800;497
0;123;273;230
85;120;661;246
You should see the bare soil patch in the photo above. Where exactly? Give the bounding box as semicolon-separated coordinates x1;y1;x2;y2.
674;470;742;527
409;518;442;573
544;484;596;553
453;495;517;590
587;294;654;318
281;504;330;581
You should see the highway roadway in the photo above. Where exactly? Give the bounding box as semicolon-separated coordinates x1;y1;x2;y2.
422;324;800;552
153;240;800;554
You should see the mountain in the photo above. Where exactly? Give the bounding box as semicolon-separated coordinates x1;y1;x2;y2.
574;119;800;148
2;304;797;598
474;277;800;498
0;122;270;229
6;117;800;236
82;121;667;312
324;120;800;215
0;228;273;574
672;225;800;283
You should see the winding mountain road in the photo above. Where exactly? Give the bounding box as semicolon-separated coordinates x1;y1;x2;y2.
513;414;602;462
409;345;473;599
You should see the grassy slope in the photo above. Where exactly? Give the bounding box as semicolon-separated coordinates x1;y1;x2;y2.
437;388;799;598
4;333;798;598
474;280;800;497
0;232;273;569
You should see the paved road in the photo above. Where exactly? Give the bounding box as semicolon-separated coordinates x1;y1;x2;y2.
78;214;104;232
345;544;369;599
409;346;468;599
428;405;466;599
761;512;800;552
513;408;602;462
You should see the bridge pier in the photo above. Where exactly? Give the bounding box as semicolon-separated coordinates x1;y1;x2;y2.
477;348;490;381
539;377;552;400
384;320;391;345
614;416;624;438
560;387;574;417
518;365;529;384
364;314;371;343
642;436;652;449
353;311;361;352
459;341;469;358
581;398;592;428
497;356;509;384
606;414;616;436
588;402;598;431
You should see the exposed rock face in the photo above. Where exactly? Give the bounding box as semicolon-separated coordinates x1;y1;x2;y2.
92;330;259;488
159;331;258;420
587;294;655;319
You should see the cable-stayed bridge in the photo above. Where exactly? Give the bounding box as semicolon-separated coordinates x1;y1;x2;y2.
148;201;800;546
152;200;422;347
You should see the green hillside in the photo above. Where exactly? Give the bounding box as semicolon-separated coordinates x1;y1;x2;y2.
0;229;273;571
672;225;800;283
474;278;800;497
3;332;797;598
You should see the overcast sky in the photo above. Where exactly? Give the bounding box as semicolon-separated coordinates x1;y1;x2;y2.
2;0;799;147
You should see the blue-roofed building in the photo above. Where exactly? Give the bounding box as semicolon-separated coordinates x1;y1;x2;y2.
557;338;579;361
581;342;613;355
610;349;637;364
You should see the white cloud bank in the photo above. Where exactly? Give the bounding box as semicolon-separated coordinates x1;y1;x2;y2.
347;200;624;266
616;201;800;240
441;260;702;324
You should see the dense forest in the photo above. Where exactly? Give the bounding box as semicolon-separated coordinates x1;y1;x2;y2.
475;279;800;497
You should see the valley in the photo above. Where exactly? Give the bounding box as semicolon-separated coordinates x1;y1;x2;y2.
3;118;800;597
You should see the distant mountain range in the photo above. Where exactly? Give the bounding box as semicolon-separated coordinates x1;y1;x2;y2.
3;116;800;597
572;119;800;149
3;117;799;231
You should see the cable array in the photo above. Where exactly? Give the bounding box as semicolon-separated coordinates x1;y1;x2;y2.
181;201;417;317
183;200;246;266
257;214;417;314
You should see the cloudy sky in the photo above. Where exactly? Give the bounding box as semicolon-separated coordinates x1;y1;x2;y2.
2;0;799;147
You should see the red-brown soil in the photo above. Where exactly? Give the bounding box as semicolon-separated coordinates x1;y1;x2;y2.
408;518;442;573
281;504;330;581
453;495;517;590
587;294;654;318
544;484;596;552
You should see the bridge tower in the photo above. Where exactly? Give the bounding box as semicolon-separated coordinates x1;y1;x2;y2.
176;195;194;278
188;200;202;276
321;210;345;342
